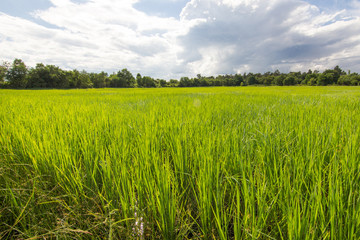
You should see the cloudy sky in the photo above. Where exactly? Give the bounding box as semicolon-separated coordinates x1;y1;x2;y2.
0;0;360;79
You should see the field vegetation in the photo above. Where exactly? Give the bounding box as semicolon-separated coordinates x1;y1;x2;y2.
1;59;360;89
1;86;360;239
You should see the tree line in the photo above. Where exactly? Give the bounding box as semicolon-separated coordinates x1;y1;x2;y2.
1;59;360;89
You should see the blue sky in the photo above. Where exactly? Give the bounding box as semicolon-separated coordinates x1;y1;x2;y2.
0;0;359;79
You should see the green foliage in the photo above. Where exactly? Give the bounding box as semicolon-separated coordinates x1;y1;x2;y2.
1;59;357;89
136;73;143;87
333;65;346;83
307;77;317;86
283;75;295;85
169;79;179;87
245;73;257;85
304;72;319;85
338;73;360;86
274;75;285;86
0;61;9;86
317;72;335;86
68;69;93;88
158;79;167;87
90;71;109;88
110;69;135;88
6;59;28;88
78;70;93;88
179;76;193;87
27;64;69;88
262;75;274;85
142;76;157;88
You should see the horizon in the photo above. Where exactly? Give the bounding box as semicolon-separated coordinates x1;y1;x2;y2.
1;0;360;79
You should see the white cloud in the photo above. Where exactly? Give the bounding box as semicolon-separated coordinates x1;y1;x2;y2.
0;0;360;79
178;0;360;75
0;0;194;78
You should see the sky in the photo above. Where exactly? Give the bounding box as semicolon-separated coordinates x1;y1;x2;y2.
0;0;360;79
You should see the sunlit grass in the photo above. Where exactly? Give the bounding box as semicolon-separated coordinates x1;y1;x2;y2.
1;86;360;239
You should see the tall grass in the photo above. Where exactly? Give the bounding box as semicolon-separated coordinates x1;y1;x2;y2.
1;86;360;239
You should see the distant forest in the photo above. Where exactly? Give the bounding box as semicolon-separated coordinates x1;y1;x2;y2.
1;59;360;89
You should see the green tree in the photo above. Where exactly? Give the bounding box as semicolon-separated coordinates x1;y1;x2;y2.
0;61;9;87
245;73;256;85
283;76;295;86
317;72;334;86
179;77;193;87
109;73;122;87
158;79;167;87
67;70;92;88
274;75;285;86
338;75;351;85
350;74;360;85
333;65;345;84
110;69;135;88
339;73;360;86
118;68;136;88
78;70;93;88
7;59;28;88
68;70;79;88
234;74;244;86
28;64;69;88
307;78;317;86
263;76;274;86
48;65;68;88
90;72;108;88
169;79;179;87
27;63;47;88
136;73;143;87
274;69;281;76
304;72;319;85
142;76;156;88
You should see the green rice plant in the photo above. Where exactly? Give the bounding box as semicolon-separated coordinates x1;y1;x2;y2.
1;86;360;239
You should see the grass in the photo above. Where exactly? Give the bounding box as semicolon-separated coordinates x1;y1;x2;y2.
0;86;360;239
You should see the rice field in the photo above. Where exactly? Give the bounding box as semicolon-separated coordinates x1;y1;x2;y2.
1;86;360;239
